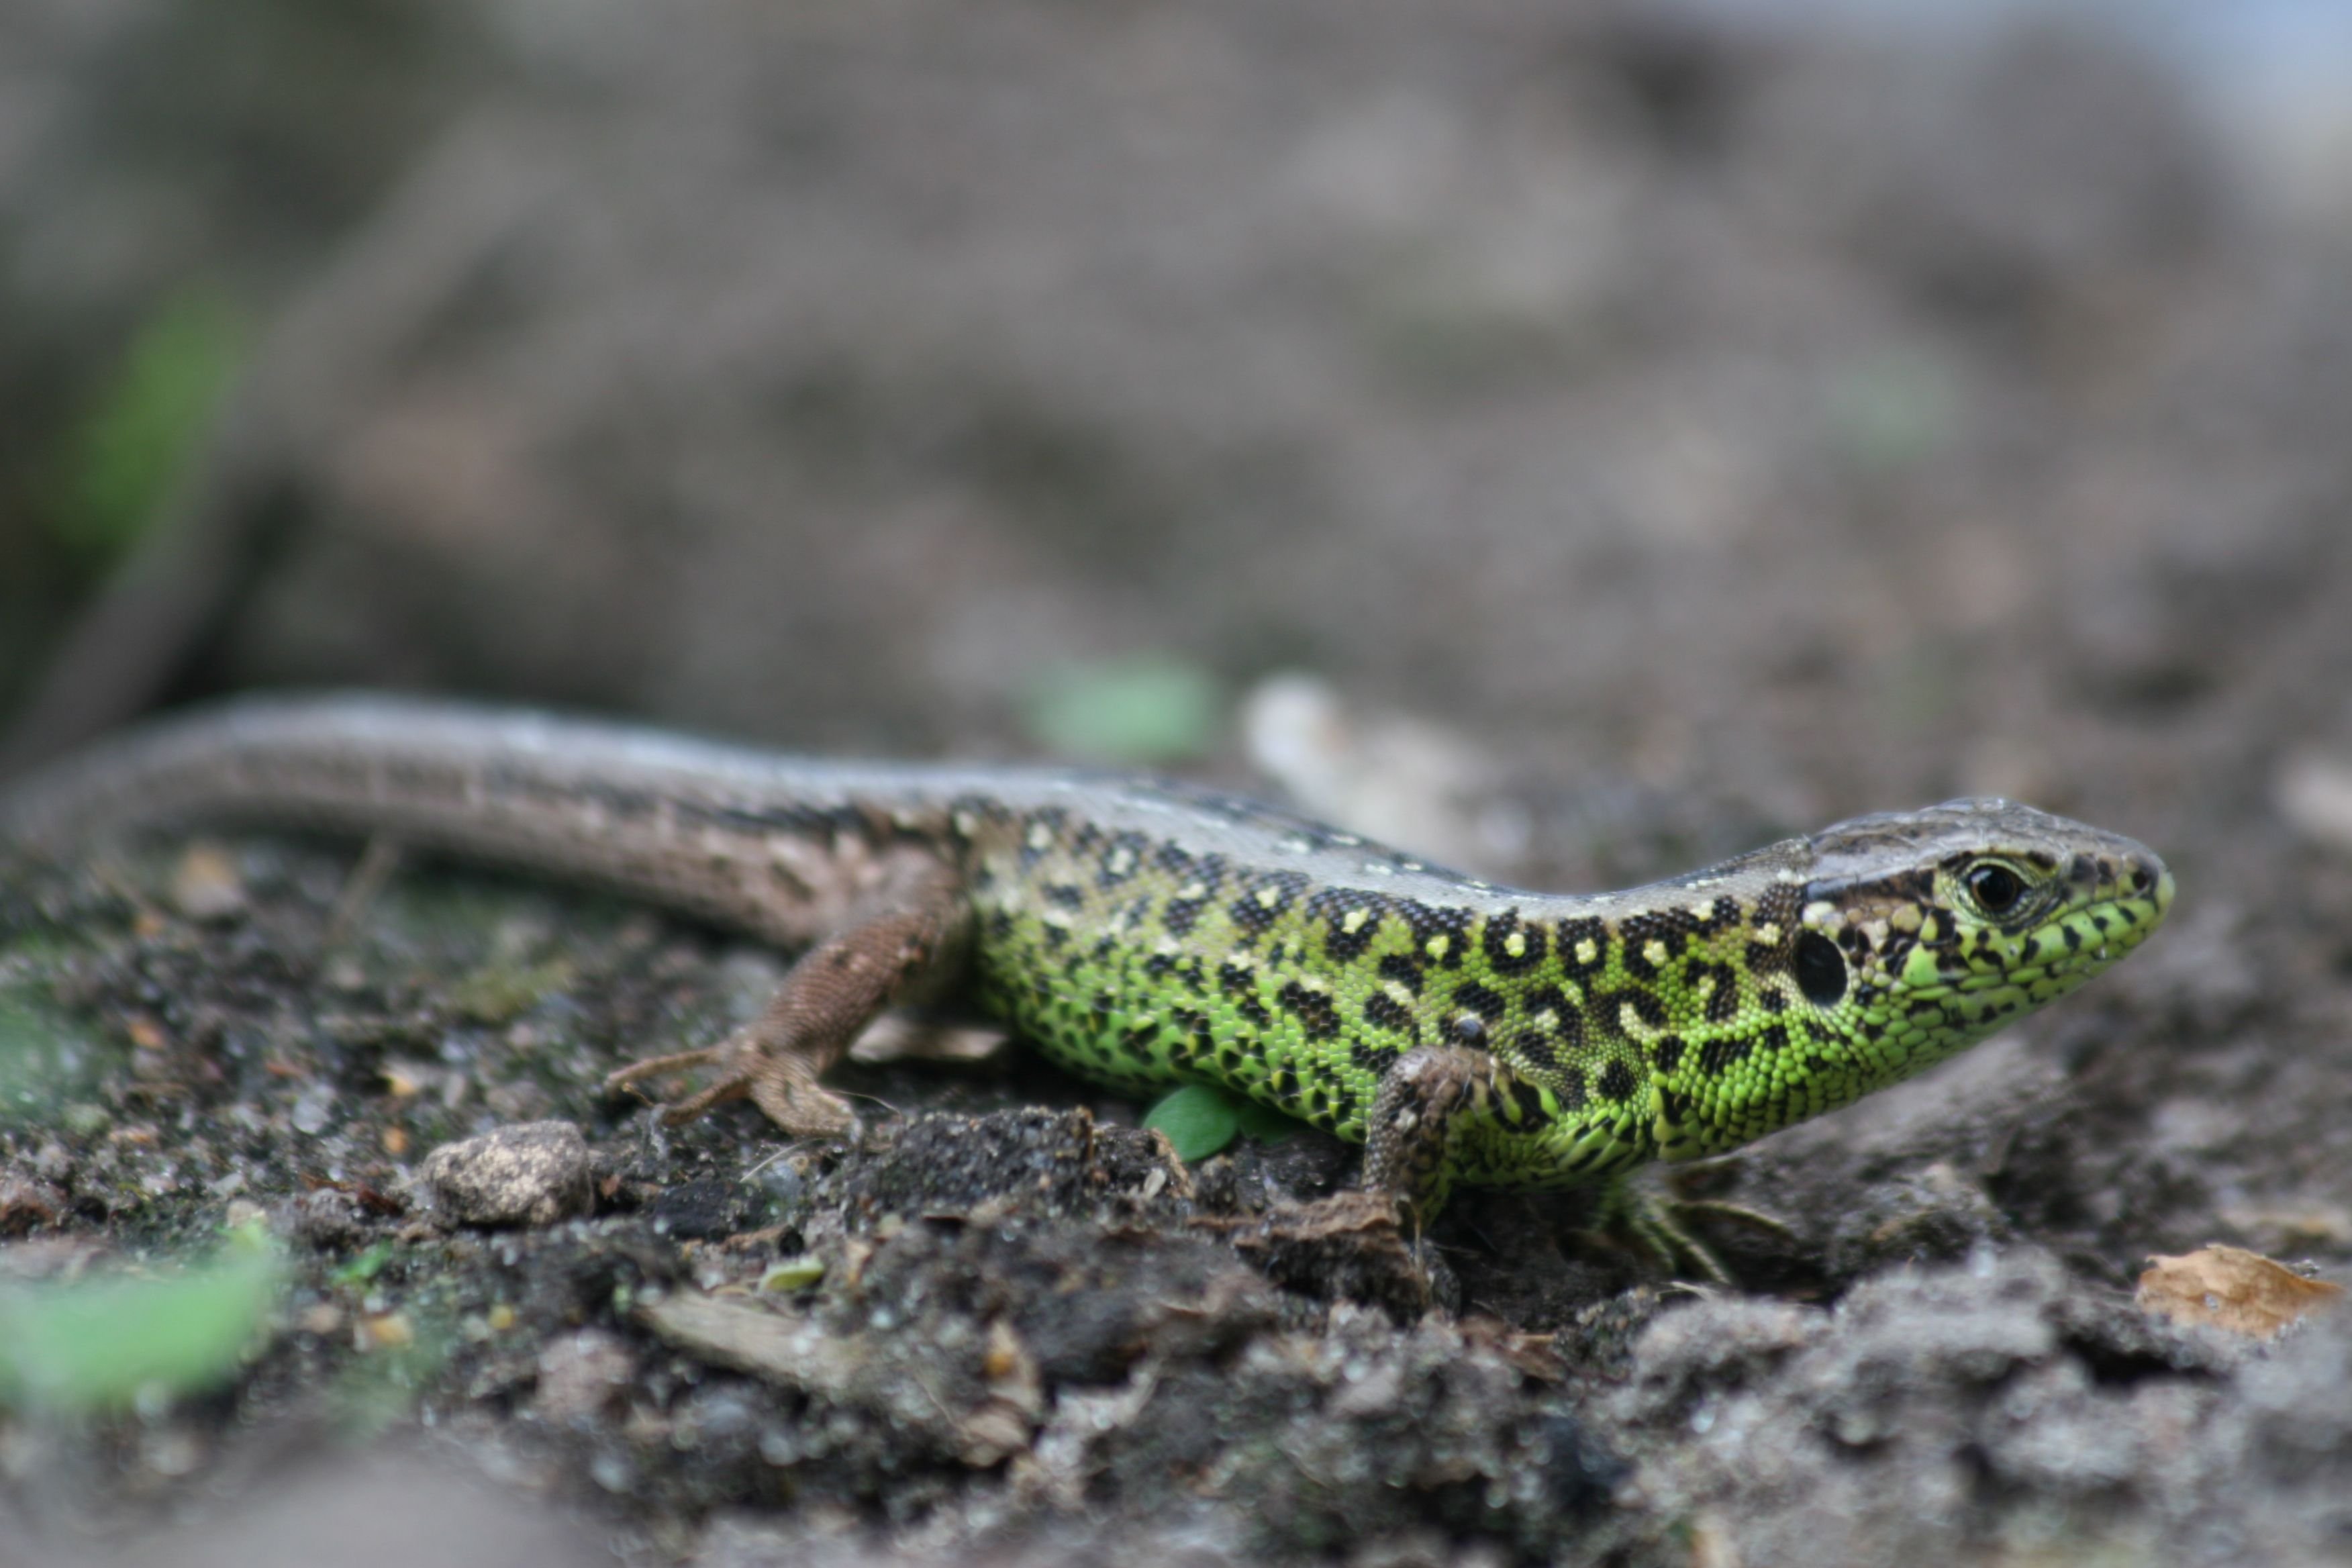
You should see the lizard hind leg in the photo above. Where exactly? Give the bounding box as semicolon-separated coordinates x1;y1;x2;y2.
604;859;971;1136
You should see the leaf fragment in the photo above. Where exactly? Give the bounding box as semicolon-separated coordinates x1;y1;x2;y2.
2136;1244;2345;1340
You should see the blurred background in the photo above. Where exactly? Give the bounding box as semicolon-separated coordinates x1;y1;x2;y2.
5;0;2352;889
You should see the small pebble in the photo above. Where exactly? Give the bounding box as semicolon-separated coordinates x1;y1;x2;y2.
169;842;248;922
536;1328;638;1423
2277;753;2352;853
419;1120;594;1227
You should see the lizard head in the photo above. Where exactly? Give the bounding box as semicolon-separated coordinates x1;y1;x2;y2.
1645;797;2171;1161
1790;796;2173;1075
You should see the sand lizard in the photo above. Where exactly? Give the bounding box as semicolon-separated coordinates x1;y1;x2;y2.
0;695;2174;1222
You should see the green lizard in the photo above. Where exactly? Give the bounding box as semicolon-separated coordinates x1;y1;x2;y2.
0;695;2173;1230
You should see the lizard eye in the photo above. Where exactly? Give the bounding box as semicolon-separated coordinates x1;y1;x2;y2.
1965;861;2026;916
1794;930;1847;1008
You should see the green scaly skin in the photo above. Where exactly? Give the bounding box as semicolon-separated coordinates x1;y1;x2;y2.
963;793;2173;1210
0;697;2174;1216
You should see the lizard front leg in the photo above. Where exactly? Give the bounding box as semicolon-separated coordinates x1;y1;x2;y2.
605;849;970;1135
1359;1043;1504;1225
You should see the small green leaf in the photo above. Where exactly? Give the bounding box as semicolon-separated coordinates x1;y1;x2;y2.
1144;1082;1303;1161
1022;655;1220;764
759;1255;826;1292
330;1240;397;1287
1142;1083;1242;1161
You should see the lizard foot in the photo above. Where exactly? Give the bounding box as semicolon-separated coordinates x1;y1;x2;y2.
605;859;967;1138
604;1032;859;1138
1581;1178;1800;1286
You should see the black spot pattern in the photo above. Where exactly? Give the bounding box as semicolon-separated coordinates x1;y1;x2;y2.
1512;1029;1559;1070
1400;900;1473;966
1698;1034;1752;1074
1596;1061;1638;1103
1600;989;1667;1031
1653;1034;1685;1073
1277;980;1342;1040
1363;992;1416;1034
1481;910;1547;974
1620;908;1696;981
1557;916;1611;979
1693;961;1740;1024
1229;870;1309;936
947;793;1005;837
1692;895;1742;934
1451;981;1508;1024
1161;853;1226;937
1376;953;1424;993
1017;807;1066;867
1095;830;1152;887
1309;889;1387;961
1745;883;1802;972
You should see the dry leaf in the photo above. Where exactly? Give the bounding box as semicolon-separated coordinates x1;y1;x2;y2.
2136;1244;2345;1339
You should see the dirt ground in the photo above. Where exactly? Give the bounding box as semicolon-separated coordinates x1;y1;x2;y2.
4;2;2352;1564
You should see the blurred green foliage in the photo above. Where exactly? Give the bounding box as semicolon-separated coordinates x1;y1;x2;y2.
328;1314;451;1438
0;1225;281;1413
1822;349;1959;476
1021;654;1220;765
50;287;244;559
0;989;113;1126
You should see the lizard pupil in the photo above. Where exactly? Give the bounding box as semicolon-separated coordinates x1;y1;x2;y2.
1966;863;2024;916
1794;930;1847;1008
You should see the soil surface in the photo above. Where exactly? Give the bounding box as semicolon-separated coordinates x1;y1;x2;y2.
4;3;2352;1565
